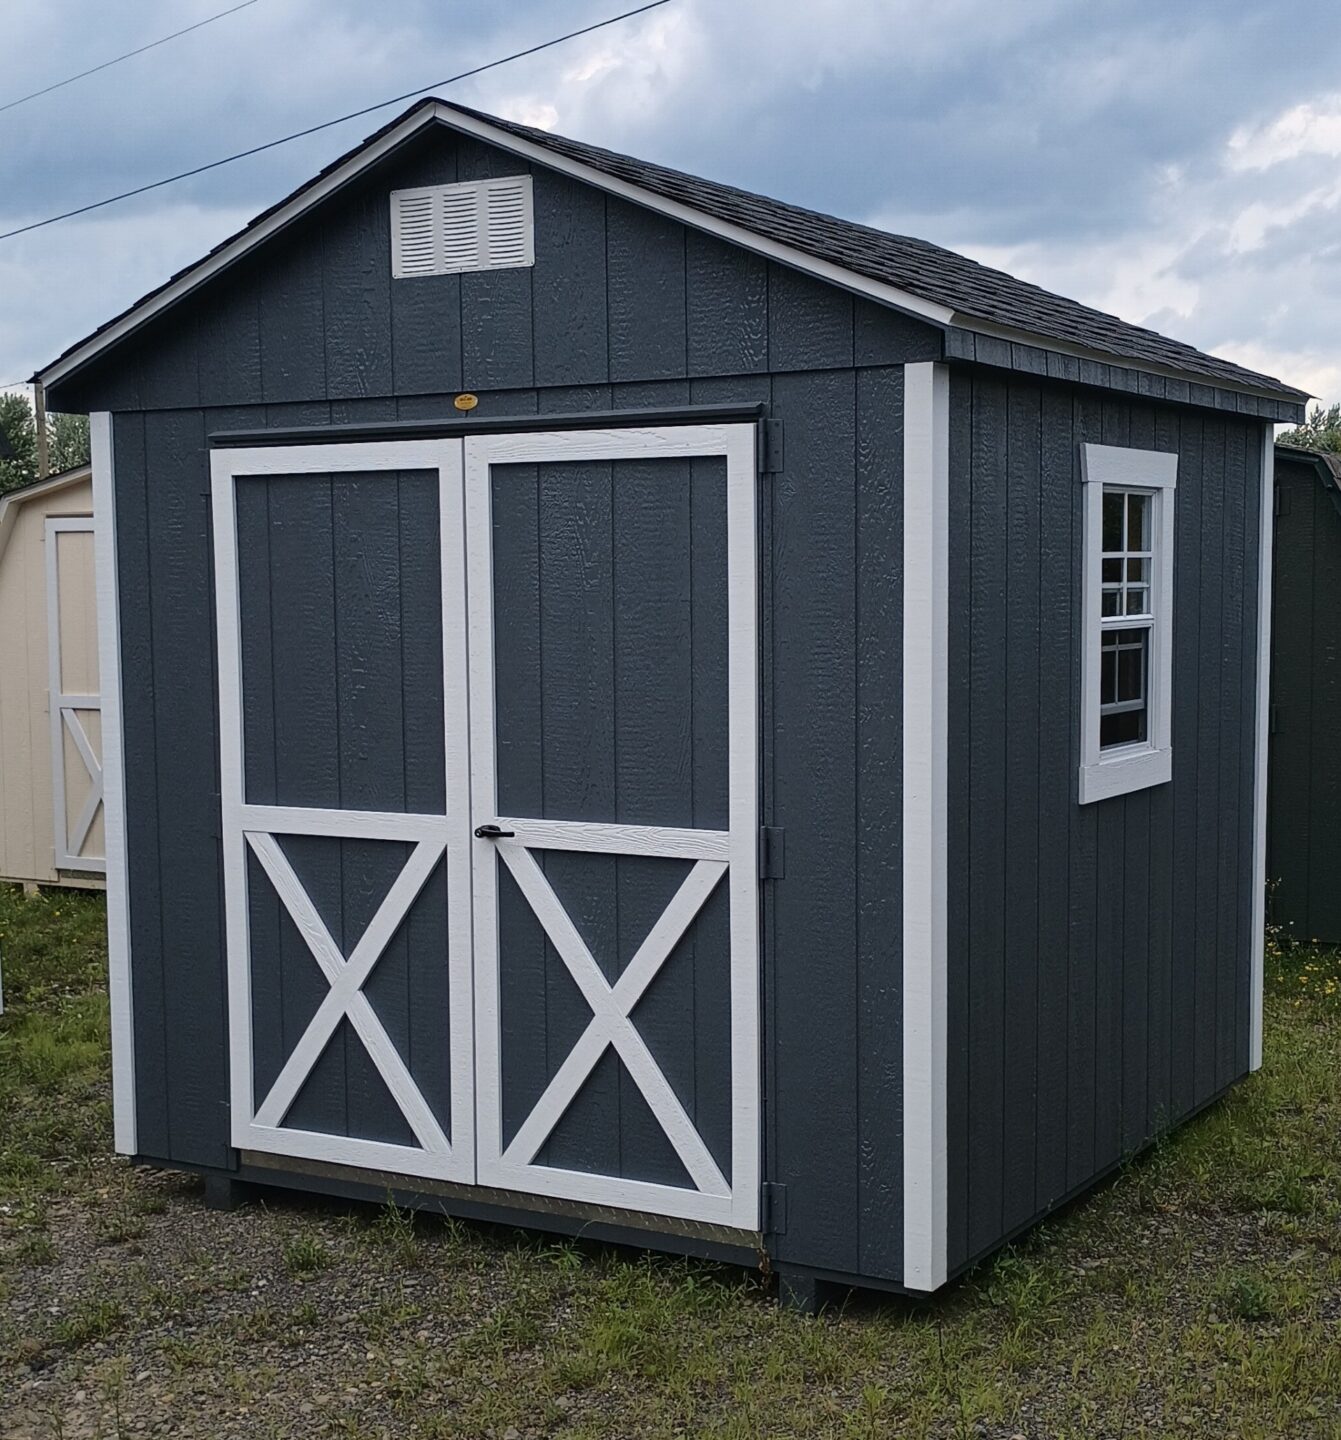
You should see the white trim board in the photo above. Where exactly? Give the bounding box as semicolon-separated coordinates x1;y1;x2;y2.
902;361;950;1292
90;414;135;1153
1250;424;1274;1071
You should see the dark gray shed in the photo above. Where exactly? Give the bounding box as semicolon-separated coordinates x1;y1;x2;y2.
1268;443;1341;945
37;99;1306;1306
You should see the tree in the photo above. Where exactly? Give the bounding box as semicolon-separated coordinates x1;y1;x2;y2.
0;393;37;494
49;412;90;474
1279;402;1341;455
0;391;91;495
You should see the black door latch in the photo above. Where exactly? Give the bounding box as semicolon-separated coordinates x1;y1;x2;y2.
474;823;515;839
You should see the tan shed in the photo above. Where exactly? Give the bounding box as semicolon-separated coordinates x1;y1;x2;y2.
0;465;104;889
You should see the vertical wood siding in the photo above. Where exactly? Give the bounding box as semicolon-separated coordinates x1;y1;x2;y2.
945;372;1263;1274
90;127;938;1283
1268;457;1341;944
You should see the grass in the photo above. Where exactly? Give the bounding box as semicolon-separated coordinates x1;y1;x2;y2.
1;879;1340;1438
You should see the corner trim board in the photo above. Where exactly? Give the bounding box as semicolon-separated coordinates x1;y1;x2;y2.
902;361;949;1291
1250;425;1273;1070
90;413;135;1153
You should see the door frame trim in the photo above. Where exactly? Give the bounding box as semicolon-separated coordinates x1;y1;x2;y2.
463;423;762;1230
210;438;476;1182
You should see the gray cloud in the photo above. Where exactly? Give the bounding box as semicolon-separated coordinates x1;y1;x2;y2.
4;0;1341;398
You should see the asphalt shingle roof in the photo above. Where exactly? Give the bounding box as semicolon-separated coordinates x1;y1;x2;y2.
467;103;1303;399
41;99;1307;402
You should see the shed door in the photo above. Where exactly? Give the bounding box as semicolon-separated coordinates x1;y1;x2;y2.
465;426;760;1229
46;516;105;874
212;441;475;1183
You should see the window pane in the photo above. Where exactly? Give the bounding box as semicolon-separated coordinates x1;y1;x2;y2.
1127;493;1151;550
1102;590;1121;617
1103;492;1124;551
1099;627;1149;750
1126;556;1148;582
1101;707;1147;747
1103;557;1122;583
1125;586;1149;615
1116;630;1146;700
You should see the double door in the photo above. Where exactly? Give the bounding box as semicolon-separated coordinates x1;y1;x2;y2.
211;424;759;1229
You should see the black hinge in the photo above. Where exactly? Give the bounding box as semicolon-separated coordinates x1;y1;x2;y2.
759;826;785;879
762;1182;788;1235
1270;703;1281;735
760;419;784;475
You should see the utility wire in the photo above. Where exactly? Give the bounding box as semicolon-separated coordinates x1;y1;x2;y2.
0;0;672;243
0;0;261;117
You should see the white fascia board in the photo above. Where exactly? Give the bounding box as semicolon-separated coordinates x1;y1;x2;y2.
38;105;953;391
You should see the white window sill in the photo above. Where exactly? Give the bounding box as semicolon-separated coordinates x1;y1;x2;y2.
1079;745;1172;805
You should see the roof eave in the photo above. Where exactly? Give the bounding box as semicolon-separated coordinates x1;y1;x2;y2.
952;317;1312;409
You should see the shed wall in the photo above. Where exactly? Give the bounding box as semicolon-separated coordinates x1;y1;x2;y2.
0;474;103;887
945;371;1263;1275
1268;455;1341;944
92;126;936;1284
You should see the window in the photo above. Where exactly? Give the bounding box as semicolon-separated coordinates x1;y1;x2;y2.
1079;444;1178;804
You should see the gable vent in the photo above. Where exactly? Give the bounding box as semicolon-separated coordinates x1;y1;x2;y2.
390;176;534;278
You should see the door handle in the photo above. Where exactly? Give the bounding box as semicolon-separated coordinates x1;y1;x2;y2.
474;823;515;839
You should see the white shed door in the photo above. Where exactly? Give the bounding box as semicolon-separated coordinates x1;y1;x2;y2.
465;426;761;1230
212;441;475;1184
212;425;760;1230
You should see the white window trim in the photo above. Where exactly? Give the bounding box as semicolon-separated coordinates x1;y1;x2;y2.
1079;444;1178;805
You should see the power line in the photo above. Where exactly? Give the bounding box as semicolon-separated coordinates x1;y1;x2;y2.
0;0;672;244
0;1;261;117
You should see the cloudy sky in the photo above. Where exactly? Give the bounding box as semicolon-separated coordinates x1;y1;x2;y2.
3;0;1340;405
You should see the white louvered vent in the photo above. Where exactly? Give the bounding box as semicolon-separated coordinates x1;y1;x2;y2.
390;176;534;278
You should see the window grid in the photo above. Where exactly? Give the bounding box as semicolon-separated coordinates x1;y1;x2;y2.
1099;487;1155;751
1100;489;1153;621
